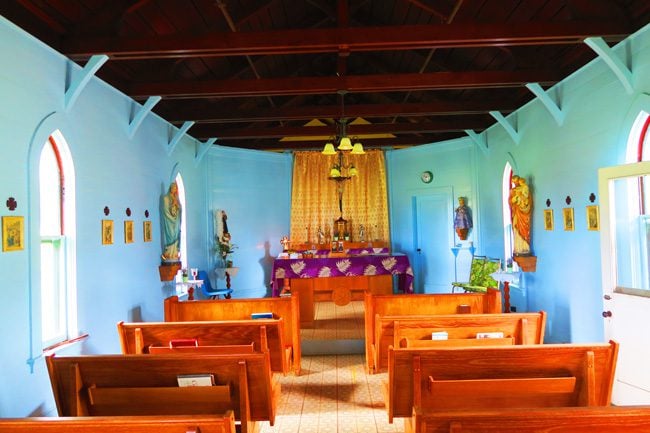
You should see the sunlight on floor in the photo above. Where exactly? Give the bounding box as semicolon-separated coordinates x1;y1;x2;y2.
261;354;403;433
261;301;403;433
301;301;365;341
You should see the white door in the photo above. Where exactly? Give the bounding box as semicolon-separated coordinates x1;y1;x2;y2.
599;161;650;404
414;193;454;293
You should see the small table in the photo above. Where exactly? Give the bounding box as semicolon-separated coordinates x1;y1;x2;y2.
490;270;521;313
175;279;204;300
215;267;239;298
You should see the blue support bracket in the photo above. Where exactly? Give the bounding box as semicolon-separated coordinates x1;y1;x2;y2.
195;138;217;165
584;37;634;95
464;129;488;155
64;54;109;112
489;111;520;145
525;83;565;126
167;121;195;155
128;96;161;139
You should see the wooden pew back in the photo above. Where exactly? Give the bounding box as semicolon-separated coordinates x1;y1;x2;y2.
365;289;502;372
394;311;546;349
46;353;279;433
0;413;236;433
117;319;288;373
386;342;618;422
409;406;650;433
164;294;301;374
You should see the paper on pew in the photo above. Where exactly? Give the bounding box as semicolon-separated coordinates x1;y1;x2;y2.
431;331;448;340
476;332;505;339
177;374;215;387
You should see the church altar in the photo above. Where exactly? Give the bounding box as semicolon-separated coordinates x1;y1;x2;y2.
271;253;413;324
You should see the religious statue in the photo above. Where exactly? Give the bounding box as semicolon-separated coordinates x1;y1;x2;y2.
215;210;235;267
280;236;290;252
453;196;473;240
358;224;366;242
509;175;532;255
317;227;325;244
161;181;182;262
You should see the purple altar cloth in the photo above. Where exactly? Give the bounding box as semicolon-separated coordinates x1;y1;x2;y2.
271;253;413;297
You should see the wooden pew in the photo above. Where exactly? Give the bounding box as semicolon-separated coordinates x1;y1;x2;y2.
117;318;289;374
394;311;546;349
365;289;502;373
409;406;650;433
46;353;280;433
164;294;301;374
385;341;619;423
0;413;236;433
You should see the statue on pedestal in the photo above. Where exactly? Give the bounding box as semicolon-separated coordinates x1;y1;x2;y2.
509;175;532;255
161;181;182;262
453;197;473;241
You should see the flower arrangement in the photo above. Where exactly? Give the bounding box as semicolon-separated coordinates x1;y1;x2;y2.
217;233;236;267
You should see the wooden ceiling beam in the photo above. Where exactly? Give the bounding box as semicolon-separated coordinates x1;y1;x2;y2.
216;134;457;150
61;21;630;60
189;118;489;139
132;70;560;98
164;100;516;123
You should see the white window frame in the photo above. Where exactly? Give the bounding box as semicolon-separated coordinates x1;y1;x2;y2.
39;131;78;349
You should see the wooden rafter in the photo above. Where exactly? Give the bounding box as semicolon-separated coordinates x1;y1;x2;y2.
61;21;631;60
163;100;517;123
189;118;490;139
131;70;561;98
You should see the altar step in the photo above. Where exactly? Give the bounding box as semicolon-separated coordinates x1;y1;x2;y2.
301;338;365;356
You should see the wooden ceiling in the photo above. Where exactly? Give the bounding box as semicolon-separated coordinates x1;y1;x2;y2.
3;0;649;151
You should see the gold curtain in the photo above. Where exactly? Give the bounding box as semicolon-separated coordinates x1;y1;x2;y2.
290;149;389;244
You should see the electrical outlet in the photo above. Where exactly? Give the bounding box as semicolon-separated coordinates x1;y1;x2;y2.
510;306;517;312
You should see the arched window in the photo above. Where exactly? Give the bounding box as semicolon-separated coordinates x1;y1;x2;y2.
625;111;650;164
611;111;650;291
175;173;188;271
39;130;77;347
502;162;515;269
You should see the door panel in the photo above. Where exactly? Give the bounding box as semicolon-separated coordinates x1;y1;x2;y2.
599;161;650;404
415;194;453;293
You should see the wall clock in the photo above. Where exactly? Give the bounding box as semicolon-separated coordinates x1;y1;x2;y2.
420;170;433;184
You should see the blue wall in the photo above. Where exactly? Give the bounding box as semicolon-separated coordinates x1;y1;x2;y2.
3;11;650;417
0;17;293;417
387;25;650;343
205;147;292;298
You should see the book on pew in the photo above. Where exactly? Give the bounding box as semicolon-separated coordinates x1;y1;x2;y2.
476;332;505;339
177;374;215;387
251;312;274;319
431;331;448;340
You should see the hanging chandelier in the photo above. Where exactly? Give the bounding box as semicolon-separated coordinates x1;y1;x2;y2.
322;91;365;180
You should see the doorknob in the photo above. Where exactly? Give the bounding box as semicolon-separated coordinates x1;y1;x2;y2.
603;294;611;300
602;311;612;318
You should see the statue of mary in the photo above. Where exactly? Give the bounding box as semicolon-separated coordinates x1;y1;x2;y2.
161;181;182;262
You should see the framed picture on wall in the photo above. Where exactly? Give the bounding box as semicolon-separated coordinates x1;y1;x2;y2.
563;207;574;231
587;205;600;231
124;220;134;244
102;219;114;245
543;209;554;231
143;220;152;242
2;215;24;252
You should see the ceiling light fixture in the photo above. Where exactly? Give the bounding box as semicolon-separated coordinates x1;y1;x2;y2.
322;90;366;242
322;90;365;180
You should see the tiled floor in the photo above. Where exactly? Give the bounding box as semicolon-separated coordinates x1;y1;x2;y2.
301;301;365;340
261;301;404;433
260;354;403;433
